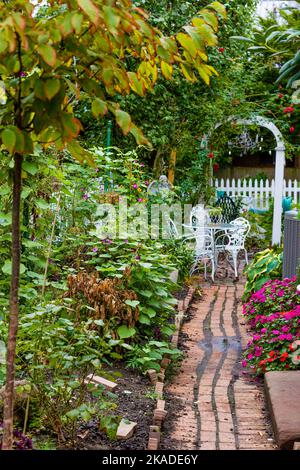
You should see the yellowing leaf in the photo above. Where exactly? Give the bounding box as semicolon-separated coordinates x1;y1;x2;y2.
180;63;197;82
127;72;145;97
176;33;197;58
92;98;108;117
208;1;227;19
130;125;151;148
161;61;173;80
37;44;57;67
103;6;121;30
115;109;132;135
77;0;99;26
67;140;95;167
1;127;16;154
44;78;61;100
71;12;83;34
199;9;219;31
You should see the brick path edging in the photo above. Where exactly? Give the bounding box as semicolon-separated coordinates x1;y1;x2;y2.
147;286;196;450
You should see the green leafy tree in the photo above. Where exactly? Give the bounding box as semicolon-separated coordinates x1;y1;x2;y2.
0;0;225;449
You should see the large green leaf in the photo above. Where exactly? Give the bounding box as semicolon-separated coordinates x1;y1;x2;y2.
117;325;136;339
2;259;26;275
1;127;16;154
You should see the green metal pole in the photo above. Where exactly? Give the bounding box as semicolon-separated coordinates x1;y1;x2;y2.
104;120;112;192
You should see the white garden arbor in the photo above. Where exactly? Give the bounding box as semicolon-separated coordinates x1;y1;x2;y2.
204;115;286;245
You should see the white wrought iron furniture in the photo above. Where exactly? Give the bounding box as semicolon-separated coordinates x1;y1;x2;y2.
214;217;251;278
188;227;216;281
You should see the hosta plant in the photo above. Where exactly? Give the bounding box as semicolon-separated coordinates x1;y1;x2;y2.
243;247;283;298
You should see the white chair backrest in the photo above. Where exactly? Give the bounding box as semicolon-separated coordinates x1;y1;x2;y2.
190;205;210;228
228;217;251;246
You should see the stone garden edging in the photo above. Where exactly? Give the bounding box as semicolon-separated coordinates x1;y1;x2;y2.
146;286;195;450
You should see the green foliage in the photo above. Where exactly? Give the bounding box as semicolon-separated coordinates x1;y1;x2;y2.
243;247;283;298
126;340;181;373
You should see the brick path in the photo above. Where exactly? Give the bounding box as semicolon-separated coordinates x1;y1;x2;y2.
162;280;277;450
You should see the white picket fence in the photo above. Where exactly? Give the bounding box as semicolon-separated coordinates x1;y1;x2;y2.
214;178;300;210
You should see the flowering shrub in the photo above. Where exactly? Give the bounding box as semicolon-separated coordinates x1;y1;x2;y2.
0;423;33;450
242;277;300;328
242;277;300;375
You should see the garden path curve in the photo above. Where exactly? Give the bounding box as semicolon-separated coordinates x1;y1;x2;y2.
161;279;277;450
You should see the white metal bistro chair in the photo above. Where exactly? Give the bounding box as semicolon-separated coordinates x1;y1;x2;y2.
187;226;216;281
214;217;251;278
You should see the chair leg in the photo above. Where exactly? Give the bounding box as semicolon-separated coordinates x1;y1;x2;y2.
244;248;249;265
232;250;238;278
211;258;215;282
204;260;207;280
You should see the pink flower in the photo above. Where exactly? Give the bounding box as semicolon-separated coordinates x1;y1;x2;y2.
272;330;280;335
261;328;267;334
138;198;143;202
242;360;247;368
133;183;138;189
247;353;253;360
92;247;98;252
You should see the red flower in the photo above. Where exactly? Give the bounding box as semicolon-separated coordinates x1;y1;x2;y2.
283;106;294;114
289;343;295;352
213;163;219;172
290;126;295;133
259;359;267;366
278;93;284;99
208;152;214;159
218;47;225;53
269;350;276;357
280;352;289;362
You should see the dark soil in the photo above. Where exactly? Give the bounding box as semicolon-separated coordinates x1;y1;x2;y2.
76;366;155;450
160;390;186;450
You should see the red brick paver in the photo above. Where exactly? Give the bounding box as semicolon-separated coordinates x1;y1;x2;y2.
163;280;277;450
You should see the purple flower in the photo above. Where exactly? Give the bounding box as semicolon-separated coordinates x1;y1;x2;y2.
133;183;138;189
135;255;141;261
92;247;98;252
83;193;89;200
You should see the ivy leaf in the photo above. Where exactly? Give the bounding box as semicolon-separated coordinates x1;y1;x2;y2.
37;44;57;67
115;110;132;135
77;0;99;26
117;325;136;339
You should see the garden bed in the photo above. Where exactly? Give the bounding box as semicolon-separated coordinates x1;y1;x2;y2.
33;366;155;451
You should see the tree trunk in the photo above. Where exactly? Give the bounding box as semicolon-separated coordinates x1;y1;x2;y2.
2;153;23;450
